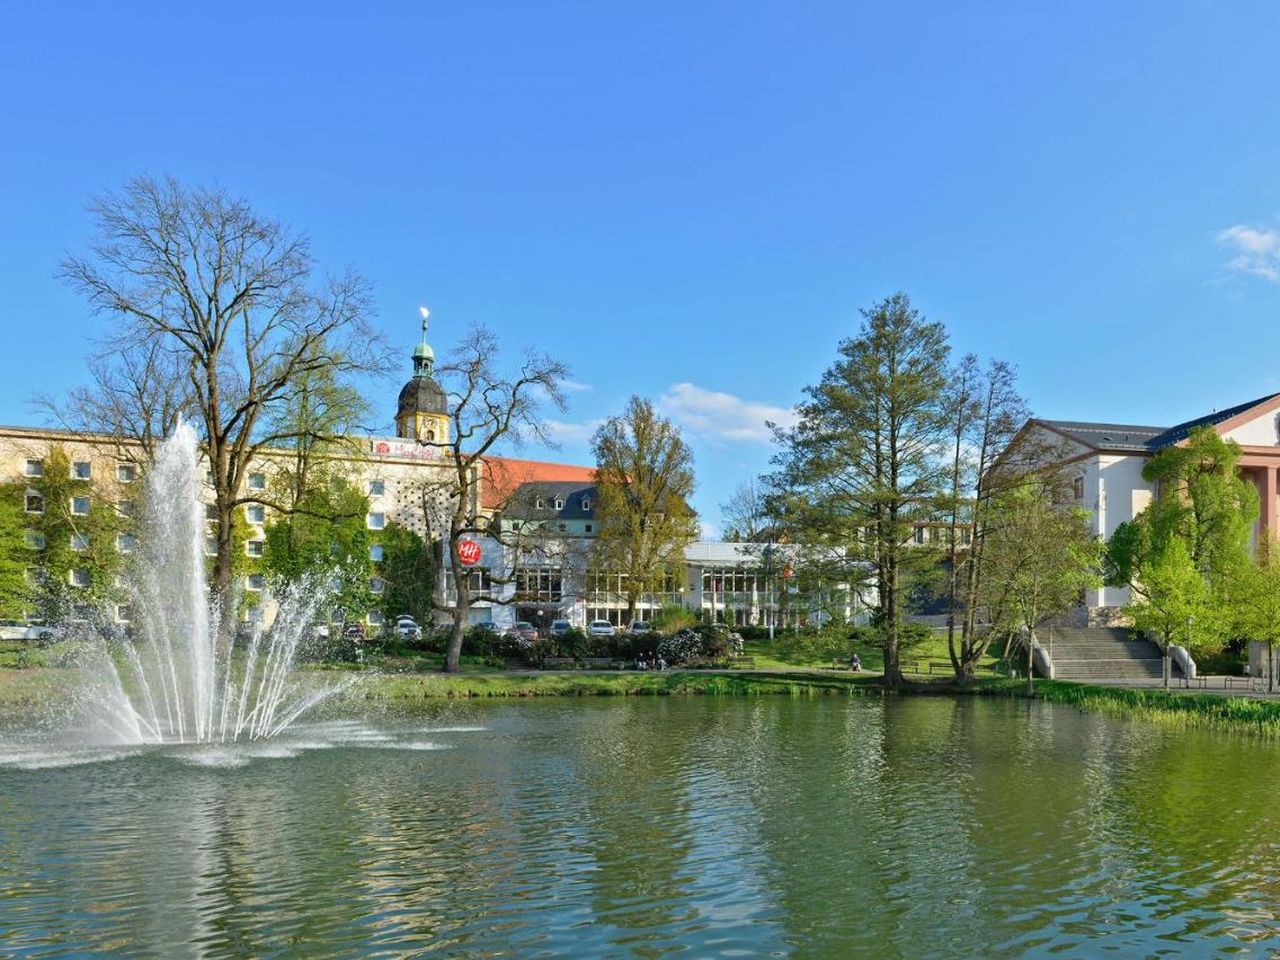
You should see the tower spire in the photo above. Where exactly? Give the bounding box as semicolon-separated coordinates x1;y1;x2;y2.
413;306;435;377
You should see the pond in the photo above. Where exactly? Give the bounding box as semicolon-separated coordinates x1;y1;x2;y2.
1;695;1278;957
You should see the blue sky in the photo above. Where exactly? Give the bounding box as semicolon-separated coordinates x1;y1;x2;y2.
3;2;1280;533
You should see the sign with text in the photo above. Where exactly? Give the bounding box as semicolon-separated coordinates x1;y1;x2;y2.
369;437;440;460
457;539;483;567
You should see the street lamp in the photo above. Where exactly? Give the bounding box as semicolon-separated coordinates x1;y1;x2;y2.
1185;615;1193;689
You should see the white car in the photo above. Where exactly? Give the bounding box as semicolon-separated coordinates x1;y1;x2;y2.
395;616;422;641
628;621;652;635
0;620;59;643
588;620;616;637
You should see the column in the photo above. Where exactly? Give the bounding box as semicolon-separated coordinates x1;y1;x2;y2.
1263;466;1278;547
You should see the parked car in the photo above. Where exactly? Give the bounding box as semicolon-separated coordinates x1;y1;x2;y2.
628;621;652;635
507;621;538;642
549;619;573;638
395;616;422;641
588;620;616;637
0;620;59;643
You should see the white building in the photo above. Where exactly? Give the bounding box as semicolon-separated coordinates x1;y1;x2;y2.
1013;391;1280;620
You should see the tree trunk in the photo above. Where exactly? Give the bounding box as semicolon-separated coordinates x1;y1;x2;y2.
1025;628;1035;698
445;612;465;674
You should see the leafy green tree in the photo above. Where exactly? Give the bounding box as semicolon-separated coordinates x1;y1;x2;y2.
1105;426;1255;656
0;481;29;619
981;477;1101;696
24;446;127;622
770;293;952;686
378;520;435;627
262;475;373;621
592;396;698;625
1235;540;1280;692
1127;537;1212;688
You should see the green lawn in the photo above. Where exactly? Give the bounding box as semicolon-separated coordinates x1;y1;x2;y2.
742;630;1003;676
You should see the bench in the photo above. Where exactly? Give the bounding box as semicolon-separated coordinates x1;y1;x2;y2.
1224;675;1256;691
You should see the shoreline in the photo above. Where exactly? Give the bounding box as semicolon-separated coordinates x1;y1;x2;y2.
7;665;1280;739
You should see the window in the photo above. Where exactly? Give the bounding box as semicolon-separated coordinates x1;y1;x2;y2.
205;470;214;485
369;544;384;562
117;463;137;483
960;528;972;546
71;533;90;551
367;512;386;530
24;530;45;550
205;537;218;557
71;496;90;516
582;497;591;512
553;498;565;510
558;523;566;531
69;568;91;588
24;459;43;478
246;540;264;558
118;533;138;553
247;472;266;491
245;505;265;524
585;524;593;533
24;492;44;514
246;573;265;591
367;609;385;626
71;460;92;480
1072;476;1085;501
535;497;546;510
370;577;385;594
914;526;925;545
206;504;219;521
368;479;386;497
514;566;562;601
117;604;134;622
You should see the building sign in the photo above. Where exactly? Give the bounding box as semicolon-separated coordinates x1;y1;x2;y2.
369;437;440;460
457;539;482;567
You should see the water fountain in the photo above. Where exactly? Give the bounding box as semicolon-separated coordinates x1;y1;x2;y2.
84;422;348;745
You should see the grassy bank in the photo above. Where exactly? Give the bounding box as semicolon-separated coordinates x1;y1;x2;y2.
1004;679;1280;738
341;669;886;701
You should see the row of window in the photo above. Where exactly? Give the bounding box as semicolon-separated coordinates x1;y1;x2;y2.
24;493;91;515
24;458;136;483
533;496;590;512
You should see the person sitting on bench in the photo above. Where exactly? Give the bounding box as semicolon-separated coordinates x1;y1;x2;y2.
850;653;862;672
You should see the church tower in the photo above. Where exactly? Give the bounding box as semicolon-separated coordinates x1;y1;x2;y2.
395;307;451;445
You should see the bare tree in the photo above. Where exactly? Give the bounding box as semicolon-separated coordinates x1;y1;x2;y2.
58;175;387;622
721;478;771;542
592;396;698;625
37;342;193;463
413;324;569;673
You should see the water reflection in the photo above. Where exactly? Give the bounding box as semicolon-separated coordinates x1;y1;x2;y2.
2;698;1280;957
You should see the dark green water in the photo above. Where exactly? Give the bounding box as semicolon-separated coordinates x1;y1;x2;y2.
1;695;1278;958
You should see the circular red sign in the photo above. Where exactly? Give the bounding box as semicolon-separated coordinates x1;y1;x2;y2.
457;539;482;567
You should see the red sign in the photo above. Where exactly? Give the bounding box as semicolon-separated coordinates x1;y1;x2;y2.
457;539;482;567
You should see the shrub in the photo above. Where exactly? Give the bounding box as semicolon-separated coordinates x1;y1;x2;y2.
651;603;696;633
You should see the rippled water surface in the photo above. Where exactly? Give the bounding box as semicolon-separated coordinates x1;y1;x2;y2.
2;696;1280;957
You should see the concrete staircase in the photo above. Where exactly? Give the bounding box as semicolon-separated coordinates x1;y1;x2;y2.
1039;627;1178;682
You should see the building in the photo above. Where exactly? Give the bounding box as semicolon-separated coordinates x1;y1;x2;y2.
1011;391;1280;621
0;312;873;632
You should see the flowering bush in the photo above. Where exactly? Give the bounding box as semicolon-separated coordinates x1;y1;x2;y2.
657;629;705;664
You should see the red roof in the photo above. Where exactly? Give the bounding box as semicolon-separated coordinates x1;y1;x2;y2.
481;456;597;509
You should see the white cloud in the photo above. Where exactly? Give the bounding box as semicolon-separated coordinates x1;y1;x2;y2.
1218;224;1280;281
541;418;604;444
561;380;594;394
658;382;798;443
